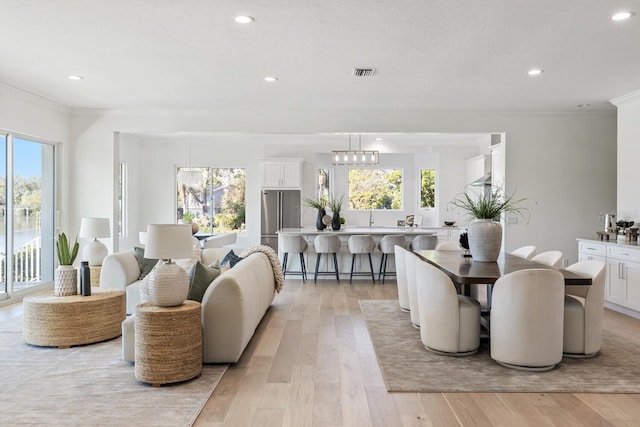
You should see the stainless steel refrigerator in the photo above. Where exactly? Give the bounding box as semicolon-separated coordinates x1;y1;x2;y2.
261;190;301;251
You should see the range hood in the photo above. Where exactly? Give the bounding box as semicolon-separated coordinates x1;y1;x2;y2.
471;173;492;186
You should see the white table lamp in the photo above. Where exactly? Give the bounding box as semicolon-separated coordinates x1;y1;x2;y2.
143;224;193;307
78;217;111;266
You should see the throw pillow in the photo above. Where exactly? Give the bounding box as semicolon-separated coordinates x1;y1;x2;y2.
221;249;244;268
187;260;221;302
134;247;159;279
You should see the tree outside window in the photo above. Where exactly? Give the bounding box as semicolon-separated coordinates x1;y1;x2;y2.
348;169;403;210
420;169;436;208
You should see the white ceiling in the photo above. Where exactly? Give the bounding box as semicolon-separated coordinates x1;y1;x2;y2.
1;0;639;112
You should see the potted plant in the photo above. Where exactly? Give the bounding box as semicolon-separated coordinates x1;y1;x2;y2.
304;195;329;231
449;186;529;262
55;233;80;296
329;194;344;230
181;211;199;234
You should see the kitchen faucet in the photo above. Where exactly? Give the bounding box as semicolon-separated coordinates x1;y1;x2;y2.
369;210;374;227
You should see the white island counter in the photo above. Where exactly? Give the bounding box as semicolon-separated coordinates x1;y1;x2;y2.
277;226;462;281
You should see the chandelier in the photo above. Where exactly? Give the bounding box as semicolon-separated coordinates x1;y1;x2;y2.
331;134;379;166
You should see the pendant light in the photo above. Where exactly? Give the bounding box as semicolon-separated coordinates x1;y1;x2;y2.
331;134;379;166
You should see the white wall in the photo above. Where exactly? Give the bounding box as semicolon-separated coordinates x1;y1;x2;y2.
612;90;640;222
68;109;617;263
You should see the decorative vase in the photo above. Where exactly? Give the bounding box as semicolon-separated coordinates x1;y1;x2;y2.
316;208;326;231
467;219;502;262
146;261;189;307
54;265;78;296
332;212;341;231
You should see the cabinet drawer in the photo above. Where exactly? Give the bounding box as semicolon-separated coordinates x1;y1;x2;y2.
578;241;606;257
607;245;640;263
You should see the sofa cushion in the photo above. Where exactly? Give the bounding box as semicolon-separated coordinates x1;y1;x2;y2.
221;249;244;268
188;260;221;302
134;247;158;279
176;236;202;272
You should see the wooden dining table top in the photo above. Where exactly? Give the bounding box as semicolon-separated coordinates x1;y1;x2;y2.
416;250;592;286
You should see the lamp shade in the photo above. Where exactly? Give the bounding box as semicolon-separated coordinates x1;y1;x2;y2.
144;224;193;260
78;217;111;238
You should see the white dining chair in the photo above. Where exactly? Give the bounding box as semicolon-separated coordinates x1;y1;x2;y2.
416;259;481;356
532;250;563;268
435;241;462;251
511;245;536;259
563;260;606;357
394;245;410;312
490;268;565;371
405;249;421;328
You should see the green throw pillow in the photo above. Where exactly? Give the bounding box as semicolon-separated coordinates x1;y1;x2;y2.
134;247;159;279
187;260;221;302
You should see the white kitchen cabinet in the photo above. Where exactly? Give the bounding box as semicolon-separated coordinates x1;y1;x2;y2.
465;155;490;185
261;159;302;189
579;239;640;318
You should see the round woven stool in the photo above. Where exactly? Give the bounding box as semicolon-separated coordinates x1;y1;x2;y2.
135;301;202;386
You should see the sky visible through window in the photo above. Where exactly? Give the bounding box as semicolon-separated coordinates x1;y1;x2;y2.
0;137;42;178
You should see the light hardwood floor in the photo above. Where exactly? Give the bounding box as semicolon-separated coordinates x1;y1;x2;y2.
193;279;640;427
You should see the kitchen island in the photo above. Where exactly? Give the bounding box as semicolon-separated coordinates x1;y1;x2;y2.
277;226;462;281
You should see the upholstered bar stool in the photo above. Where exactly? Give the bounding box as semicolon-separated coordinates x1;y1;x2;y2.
280;234;308;282
378;235;406;283
347;235;376;284
313;234;342;283
411;234;438;251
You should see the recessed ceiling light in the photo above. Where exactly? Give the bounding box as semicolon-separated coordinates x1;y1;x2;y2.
577;103;591;108
234;15;254;24
375;138;382;141
527;69;543;76
264;76;278;82
610;11;635;21
68;75;84;80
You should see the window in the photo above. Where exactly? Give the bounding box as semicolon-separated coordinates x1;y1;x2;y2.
176;167;246;233
317;169;330;203
348;169;403;210
1;132;55;299
420;169;436;208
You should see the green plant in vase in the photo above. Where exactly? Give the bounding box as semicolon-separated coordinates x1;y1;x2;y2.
54;233;80;296
304;196;329;231
449;186;529;262
329;194;344;230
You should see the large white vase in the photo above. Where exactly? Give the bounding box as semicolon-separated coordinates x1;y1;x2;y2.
54;265;78;296
468;219;502;262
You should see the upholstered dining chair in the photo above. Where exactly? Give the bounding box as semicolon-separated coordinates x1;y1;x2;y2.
435;241;462;251
532;250;563;268
510;245;536;259
563;260;606;357
415;259;481;356
404;249;421;328
490;268;565;371
394;246;410;312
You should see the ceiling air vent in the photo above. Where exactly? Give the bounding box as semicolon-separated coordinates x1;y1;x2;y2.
352;68;376;77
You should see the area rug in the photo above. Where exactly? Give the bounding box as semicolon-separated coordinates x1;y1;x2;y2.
360;299;640;393
0;319;227;426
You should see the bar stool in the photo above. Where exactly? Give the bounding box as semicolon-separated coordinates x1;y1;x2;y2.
347;235;376;284
313;234;341;283
280;234;308;282
411;234;438;251
378;235;406;283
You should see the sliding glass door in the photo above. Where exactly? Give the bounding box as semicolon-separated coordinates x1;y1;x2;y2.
1;132;55;300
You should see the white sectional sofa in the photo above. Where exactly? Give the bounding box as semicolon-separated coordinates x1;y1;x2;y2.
101;247;276;363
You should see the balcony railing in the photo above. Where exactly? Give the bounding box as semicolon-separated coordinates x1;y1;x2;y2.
0;237;41;290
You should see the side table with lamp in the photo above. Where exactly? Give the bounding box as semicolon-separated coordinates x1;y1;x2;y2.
133;224;203;386
79;217;111;286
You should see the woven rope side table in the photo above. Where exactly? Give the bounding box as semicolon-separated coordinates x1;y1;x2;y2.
135;300;202;387
23;288;125;348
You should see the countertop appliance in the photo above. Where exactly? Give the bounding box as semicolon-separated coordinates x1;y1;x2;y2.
261;190;301;251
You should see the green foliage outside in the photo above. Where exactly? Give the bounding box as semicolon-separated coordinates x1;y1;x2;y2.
348;169;403;210
0;175;42;212
420;169;436;208
177;168;246;233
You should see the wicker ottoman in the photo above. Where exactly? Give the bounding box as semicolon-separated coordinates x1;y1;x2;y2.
135;301;202;387
23;288;126;348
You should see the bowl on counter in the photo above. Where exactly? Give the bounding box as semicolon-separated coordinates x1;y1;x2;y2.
444;221;456;227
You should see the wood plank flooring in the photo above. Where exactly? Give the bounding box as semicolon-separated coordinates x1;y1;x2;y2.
193;279;640;427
